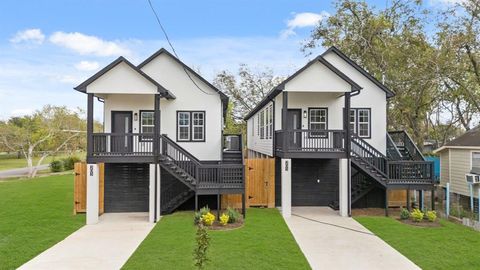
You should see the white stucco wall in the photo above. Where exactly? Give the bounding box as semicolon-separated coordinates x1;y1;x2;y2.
284;61;351;92
98;52;224;161
86;62;157;94
140;52;223;161
246;51;389;156
323;51;388;154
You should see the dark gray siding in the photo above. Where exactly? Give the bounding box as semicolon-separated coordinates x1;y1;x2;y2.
104;163;149;212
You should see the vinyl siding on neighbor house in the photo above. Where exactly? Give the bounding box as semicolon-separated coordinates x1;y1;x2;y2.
247;101;274;156
441;149;479;197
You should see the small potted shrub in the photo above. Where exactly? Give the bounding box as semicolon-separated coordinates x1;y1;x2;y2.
410;209;424;222
400;207;410;220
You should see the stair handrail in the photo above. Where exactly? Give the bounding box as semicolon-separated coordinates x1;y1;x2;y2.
160;134;202;165
351;135;389;180
386;132;402;160
388;130;425;161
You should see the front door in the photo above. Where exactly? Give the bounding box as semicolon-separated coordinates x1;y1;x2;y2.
286;109;302;150
111;111;132;153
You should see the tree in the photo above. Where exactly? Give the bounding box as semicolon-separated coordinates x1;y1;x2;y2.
435;0;480;129
0;105;86;177
303;0;439;149
213;64;284;121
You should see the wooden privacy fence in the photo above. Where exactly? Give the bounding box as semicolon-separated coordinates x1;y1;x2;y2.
73;162;104;215
222;158;275;209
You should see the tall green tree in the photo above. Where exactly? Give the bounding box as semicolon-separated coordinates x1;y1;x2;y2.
0;105;86;177
214;64;284;121
303;0;439;148
435;0;480;130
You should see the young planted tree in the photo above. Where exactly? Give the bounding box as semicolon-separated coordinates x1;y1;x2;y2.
0;105;86;177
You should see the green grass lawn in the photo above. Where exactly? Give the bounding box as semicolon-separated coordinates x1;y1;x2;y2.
0;152;85;171
124;208;310;270
355;216;480;270
0;174;85;269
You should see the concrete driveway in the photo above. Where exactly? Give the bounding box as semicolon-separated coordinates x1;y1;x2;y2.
285;207;420;270
19;213;154;270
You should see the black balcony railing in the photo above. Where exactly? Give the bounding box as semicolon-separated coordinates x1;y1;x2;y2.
275;129;345;153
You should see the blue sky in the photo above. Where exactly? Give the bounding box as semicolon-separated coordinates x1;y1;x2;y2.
0;0;454;120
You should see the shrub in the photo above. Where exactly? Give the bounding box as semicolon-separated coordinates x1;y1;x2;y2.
219;213;229;226
62;156;81;170
225;207;240;224
410;208;424;222
202;212;215;226
50;160;64;172
193;224;210;269
194;206;211;225
426;210;437;222
400;207;410;220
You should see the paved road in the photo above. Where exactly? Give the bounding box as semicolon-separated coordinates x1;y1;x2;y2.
0;165;49;179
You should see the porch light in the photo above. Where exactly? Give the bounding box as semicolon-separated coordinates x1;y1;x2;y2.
134;112;138;121
303;110;307;118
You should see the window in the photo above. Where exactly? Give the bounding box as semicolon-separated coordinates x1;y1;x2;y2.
140;111;154;141
251;118;254;136
357;109;370;138
257;114;260;136
192;112;205;141
177;111;205;142
348;108;371;138
309;108;328;137
260;110;265;139
177;112;190;141
267;104;273;139
349;109;356;134
472;152;480;171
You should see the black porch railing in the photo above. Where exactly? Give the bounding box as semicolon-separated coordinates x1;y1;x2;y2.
388;160;434;184
275;129;345;153
89;133;244;191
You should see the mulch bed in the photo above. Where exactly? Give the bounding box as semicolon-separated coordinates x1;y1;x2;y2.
398;218;442;227
208;220;244;231
352;208;402;217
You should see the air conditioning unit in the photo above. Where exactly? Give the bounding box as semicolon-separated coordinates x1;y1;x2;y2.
466;174;480;184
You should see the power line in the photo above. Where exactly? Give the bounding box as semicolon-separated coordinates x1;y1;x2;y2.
146;0;215;96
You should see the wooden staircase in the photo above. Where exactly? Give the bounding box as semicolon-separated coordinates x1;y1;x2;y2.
158;134;244;214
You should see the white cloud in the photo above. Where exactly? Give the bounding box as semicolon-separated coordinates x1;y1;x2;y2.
281;12;330;39
11;108;34;117
10;28;45;44
49;31;130;57
75;60;100;71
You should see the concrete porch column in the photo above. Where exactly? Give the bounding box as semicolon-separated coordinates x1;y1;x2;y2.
339;158;349;217
281;158;292;218
149;164;161;223
86;163;99;225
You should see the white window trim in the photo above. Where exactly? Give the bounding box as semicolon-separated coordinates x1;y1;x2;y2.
471;151;480;170
349;109;356;134
309;108;328;137
357;109;370;138
140;111;155;134
192;112;205;141
177;112;191;141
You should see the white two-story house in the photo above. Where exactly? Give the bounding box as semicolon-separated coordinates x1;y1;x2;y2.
75;49;244;224
244;46;435;217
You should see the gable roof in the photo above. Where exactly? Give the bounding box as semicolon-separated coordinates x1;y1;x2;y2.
74;56;175;99
434;126;480;153
244;54;362;120
322;46;395;98
138;48;228;103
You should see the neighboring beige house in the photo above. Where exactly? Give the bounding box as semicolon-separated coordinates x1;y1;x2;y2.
434;126;480;209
